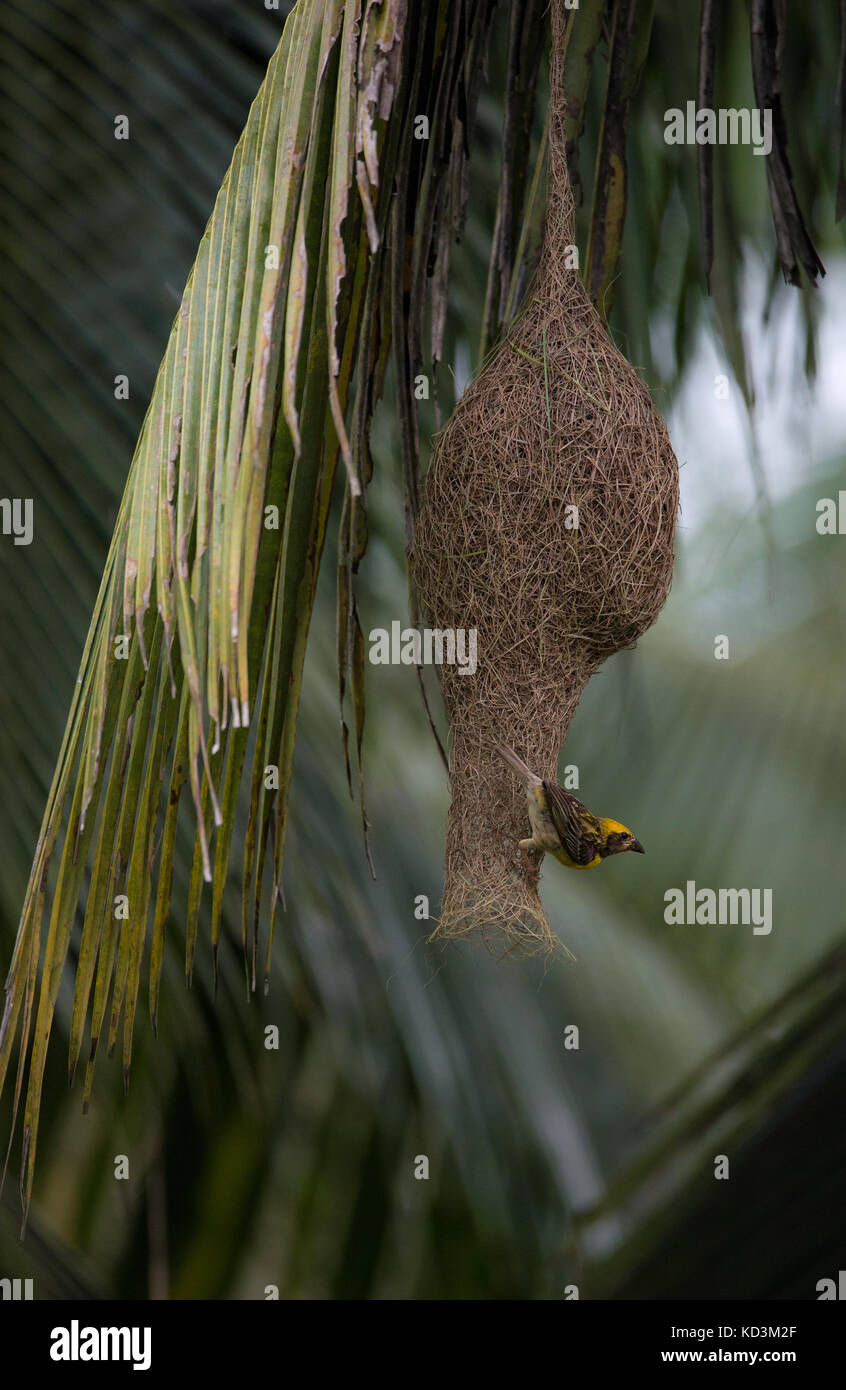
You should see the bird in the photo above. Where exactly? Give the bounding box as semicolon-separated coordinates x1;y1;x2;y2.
494;743;645;872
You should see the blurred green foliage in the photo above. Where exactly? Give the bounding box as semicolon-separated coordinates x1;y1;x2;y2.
0;0;844;1298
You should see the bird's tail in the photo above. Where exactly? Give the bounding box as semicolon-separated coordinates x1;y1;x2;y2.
493;742;541;787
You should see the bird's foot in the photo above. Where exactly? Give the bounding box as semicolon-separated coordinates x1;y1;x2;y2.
520;847;540;885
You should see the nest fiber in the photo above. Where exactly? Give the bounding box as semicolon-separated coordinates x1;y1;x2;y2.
410;0;679;952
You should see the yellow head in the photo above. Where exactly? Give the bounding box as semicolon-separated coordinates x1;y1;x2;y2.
597;818;645;858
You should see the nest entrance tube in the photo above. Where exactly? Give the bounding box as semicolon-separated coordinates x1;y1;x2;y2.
410;0;679;953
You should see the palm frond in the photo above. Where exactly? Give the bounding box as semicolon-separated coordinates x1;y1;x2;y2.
0;0;412;1223
0;0;512;1223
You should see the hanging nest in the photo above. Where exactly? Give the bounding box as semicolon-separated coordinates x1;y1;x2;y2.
410;0;679;954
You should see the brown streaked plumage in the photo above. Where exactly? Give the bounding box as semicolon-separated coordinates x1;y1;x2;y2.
495;743;645;871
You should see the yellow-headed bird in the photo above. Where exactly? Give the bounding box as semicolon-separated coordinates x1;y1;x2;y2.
495;743;645;871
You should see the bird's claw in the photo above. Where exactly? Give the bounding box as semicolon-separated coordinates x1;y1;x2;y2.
520;847;540;884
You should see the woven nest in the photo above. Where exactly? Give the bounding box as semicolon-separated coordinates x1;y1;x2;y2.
410;0;679;954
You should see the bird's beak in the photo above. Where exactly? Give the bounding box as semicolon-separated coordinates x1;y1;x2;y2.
631;839;645;854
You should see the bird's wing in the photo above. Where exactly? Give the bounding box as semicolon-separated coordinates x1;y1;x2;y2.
543;782;601;865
